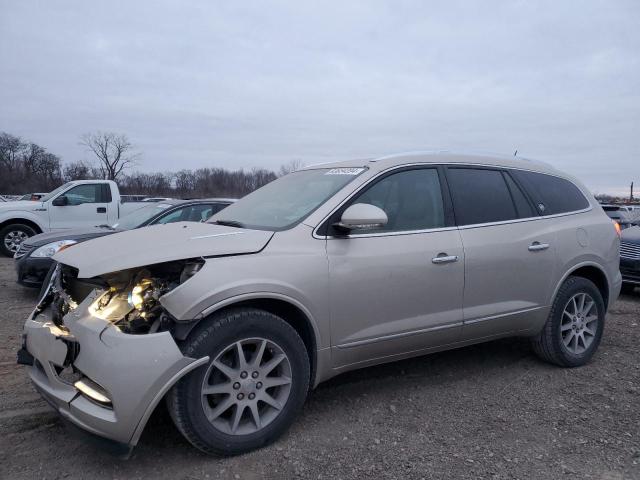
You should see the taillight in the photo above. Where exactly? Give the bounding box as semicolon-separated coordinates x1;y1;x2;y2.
613;220;622;237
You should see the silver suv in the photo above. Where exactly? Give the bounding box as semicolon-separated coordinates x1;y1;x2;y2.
20;152;621;456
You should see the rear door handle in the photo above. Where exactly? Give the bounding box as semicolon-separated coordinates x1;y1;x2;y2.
97;207;107;213
528;242;550;252
432;254;459;264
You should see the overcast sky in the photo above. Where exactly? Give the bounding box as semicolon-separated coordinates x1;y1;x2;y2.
1;1;638;195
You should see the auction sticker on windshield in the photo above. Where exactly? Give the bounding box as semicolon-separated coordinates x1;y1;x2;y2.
325;168;365;175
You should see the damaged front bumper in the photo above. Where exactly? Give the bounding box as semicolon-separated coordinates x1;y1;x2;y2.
20;286;208;453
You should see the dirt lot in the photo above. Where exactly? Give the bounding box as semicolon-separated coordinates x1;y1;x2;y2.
1;257;639;479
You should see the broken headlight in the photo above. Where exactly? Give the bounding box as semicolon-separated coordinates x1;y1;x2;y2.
89;259;204;334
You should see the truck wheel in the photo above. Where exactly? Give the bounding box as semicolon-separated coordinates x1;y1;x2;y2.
167;308;310;456
531;276;605;367
0;223;36;257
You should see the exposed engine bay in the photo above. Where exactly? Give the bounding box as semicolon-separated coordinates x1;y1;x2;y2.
36;259;204;335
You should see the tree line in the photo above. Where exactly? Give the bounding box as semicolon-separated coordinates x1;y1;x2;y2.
0;131;301;198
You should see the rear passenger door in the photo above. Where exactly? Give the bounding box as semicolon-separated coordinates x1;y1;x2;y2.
445;167;557;338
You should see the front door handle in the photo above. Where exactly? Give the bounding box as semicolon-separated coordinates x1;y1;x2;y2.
432;254;459;264
97;207;106;213
528;241;550;252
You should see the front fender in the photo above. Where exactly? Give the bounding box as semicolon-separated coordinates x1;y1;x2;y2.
0;210;47;231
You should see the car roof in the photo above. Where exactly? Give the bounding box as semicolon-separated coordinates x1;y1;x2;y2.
302;151;561;177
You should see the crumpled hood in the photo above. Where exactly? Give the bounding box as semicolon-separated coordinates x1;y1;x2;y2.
25;227;119;247
54;222;274;278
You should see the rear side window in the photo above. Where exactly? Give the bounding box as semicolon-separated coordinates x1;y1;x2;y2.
504;172;535;218
512;170;589;215
446;168;518;226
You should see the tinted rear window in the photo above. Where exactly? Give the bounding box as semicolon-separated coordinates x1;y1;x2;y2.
447;168;518;226
512;170;589;215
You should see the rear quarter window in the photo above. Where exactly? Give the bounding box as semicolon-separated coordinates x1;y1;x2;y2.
512;170;589;215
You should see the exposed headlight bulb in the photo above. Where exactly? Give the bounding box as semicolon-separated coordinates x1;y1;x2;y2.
127;279;153;310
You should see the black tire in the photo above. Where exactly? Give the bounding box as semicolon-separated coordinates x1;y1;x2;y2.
0;223;36;257
621;283;636;295
166;307;310;456
531;276;605;367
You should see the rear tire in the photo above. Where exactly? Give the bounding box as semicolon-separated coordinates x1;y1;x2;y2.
0;223;36;257
167;308;310;456
531;276;605;367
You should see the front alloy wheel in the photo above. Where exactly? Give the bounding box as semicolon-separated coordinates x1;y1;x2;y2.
0;223;36;257
167;308;310;455
201;338;293;435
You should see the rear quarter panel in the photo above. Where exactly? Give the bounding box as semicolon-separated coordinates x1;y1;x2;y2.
547;207;620;307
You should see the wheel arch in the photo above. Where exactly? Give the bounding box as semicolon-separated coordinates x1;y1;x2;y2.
554;262;611;310
0;217;44;234
178;293;321;388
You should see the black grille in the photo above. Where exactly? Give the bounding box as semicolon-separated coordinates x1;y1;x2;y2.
620;241;640;260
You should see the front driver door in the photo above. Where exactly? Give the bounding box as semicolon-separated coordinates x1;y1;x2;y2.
48;183;109;230
325;167;465;369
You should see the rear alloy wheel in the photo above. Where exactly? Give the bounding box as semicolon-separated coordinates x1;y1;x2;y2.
531;276;605;367
0;223;36;257
167;308;310;455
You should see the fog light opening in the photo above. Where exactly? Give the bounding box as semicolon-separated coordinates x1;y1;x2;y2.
74;378;112;406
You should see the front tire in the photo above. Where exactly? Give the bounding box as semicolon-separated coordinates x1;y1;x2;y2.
167;308;310;456
531;276;605;367
0;223;36;257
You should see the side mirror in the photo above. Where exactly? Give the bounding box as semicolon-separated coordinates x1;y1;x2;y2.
52;195;68;206
334;203;388;233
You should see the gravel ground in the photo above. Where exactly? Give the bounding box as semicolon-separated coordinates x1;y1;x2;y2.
0;256;639;479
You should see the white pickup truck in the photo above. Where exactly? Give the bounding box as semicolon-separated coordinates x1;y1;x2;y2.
0;180;148;256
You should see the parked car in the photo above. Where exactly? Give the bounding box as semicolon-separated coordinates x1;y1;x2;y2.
120;195;148;203
620;225;640;294
141;197;173;202
601;204;636;229
19;152;621;457
0;180;148;257
14;198;235;288
19;192;47;201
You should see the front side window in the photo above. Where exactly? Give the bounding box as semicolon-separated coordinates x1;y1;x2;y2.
512;170;589;215
345;168;445;233
447;168;518;226
64;184;102;205
112;203;172;229
155;207;189;224
209;168;365;231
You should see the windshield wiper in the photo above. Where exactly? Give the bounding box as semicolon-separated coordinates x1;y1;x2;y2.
214;219;245;228
96;224;115;230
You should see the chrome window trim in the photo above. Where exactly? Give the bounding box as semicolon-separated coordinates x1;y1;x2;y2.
313;162;593;240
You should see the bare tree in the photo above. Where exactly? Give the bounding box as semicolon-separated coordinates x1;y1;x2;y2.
63;160;94;181
278;159;304;177
80;132;139;181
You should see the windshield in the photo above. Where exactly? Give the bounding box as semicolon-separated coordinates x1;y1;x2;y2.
40;183;73;202
112;203;173;229
208;167;365;231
